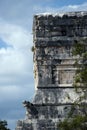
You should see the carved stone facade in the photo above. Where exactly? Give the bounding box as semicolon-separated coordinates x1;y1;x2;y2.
16;12;87;130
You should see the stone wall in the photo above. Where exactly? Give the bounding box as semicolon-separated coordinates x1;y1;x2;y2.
33;12;87;89
16;11;87;130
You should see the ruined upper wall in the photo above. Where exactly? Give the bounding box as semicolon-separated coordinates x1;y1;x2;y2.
33;11;87;47
33;11;87;88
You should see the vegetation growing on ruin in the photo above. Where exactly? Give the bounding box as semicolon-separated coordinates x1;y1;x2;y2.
58;39;87;130
0;120;10;130
31;46;35;52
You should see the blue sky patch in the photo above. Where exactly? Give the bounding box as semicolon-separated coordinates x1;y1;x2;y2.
0;38;12;49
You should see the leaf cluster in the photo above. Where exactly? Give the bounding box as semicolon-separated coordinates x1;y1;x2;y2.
72;39;86;56
59;115;87;130
0;120;10;130
58;39;87;130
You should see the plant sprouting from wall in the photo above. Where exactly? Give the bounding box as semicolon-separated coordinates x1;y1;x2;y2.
58;38;87;130
31;46;35;52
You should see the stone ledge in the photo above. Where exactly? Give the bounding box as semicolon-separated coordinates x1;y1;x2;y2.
33;103;74;106
35;11;87;18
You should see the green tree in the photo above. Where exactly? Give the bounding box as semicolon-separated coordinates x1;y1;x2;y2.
58;38;87;130
0;120;10;130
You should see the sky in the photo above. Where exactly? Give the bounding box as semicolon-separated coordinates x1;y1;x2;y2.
0;0;87;129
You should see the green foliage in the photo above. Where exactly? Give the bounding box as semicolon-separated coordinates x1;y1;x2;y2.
58;38;87;130
72;40;86;56
31;46;35;52
72;39;87;87
0;120;10;130
59;115;87;130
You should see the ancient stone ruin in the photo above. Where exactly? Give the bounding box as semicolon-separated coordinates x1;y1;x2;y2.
16;11;87;130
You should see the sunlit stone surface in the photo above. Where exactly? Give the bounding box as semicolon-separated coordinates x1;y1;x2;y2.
16;11;87;130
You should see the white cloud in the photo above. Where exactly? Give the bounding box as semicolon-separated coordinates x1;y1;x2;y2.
0;20;33;49
0;18;34;129
68;5;78;9
0;48;27;74
0;84;34;129
0;47;33;86
0;0;33;29
0;19;34;87
0;85;34;102
58;2;87;12
33;2;87;13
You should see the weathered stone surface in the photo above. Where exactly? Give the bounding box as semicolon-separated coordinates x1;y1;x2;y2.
16;11;87;130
